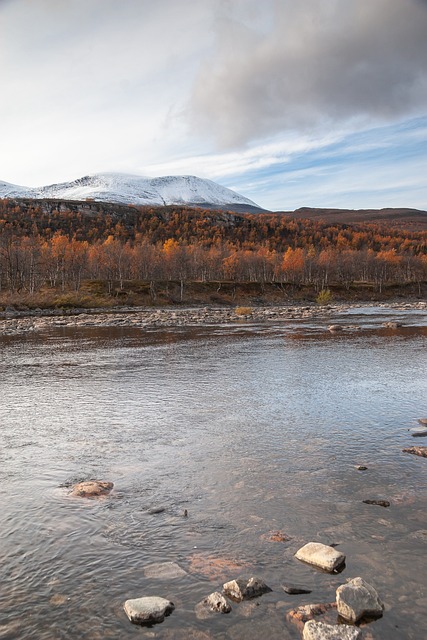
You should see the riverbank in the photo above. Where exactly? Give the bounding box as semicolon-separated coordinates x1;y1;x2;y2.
0;300;426;336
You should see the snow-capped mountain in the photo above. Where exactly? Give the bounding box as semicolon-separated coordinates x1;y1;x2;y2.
0;173;262;211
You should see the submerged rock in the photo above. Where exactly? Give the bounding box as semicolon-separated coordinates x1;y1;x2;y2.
362;499;390;508
143;562;187;579
123;596;175;625
303;620;362;640
70;480;113;497
223;577;272;602
195;592;232;618
295;542;346;572
403;446;427;458
261;530;292;542
336;577;383;623
287;602;337;630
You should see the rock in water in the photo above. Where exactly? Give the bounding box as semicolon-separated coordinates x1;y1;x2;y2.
123;596;175;625
282;585;312;595
303;620;362;639
417;418;427;426
403;446;427;458
295;542;346;572
328;325;343;333
362;499;390;508
223;577;272;602
195;591;232;618
411;428;427;437
70;481;113;497
143;562;187;579
287;602;336;624
336;577;383;623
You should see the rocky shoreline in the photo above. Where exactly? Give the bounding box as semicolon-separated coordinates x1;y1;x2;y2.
0;300;426;337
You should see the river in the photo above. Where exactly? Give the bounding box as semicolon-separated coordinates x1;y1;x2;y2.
1;307;426;639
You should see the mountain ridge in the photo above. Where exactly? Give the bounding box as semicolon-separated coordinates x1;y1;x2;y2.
0;173;263;213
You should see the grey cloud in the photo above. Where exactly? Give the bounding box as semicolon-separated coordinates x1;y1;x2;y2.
190;0;427;147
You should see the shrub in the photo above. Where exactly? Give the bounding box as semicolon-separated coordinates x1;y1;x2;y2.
235;306;253;316
316;288;333;305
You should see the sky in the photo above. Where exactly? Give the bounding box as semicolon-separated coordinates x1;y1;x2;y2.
0;0;426;211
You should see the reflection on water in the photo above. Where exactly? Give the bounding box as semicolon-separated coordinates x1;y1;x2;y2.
0;314;426;639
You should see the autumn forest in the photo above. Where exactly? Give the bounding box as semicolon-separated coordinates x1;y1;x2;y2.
0;198;426;305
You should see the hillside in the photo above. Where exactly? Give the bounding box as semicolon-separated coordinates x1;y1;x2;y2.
282;207;427;230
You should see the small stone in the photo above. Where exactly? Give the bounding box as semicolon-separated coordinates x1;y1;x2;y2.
362;499;390;508
195;592;232;618
70;481;113;497
403;446;427;458
328;325;343;332
303;620;362;640
123;596;175;625
282;585;312;595
336;577;383;623
261;530;292;542
295;542;346;572
223;577;272;602
355;465;368;471
143;562;187;579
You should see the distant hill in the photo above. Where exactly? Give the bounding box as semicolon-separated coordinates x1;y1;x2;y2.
278;207;427;229
0;173;263;213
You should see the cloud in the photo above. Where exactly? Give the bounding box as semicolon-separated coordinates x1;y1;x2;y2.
190;0;427;147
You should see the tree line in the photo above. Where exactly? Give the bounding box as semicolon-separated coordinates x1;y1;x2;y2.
0;199;426;295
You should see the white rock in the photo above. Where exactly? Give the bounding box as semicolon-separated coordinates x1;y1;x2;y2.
123;596;175;625
303;620;362;640
295;543;346;572
143;562;187;579
336;577;383;623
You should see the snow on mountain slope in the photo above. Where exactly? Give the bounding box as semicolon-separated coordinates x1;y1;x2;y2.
0;180;31;198
0;173;261;210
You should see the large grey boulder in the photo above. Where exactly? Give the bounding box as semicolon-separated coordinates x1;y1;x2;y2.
303;620;362;640
123;596;175;625
223;577;272;602
295;542;346;572
336;577;383;623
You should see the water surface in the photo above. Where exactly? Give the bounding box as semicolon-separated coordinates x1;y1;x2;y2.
1;311;426;639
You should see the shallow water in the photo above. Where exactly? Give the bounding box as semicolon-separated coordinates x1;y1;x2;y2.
0;310;426;639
